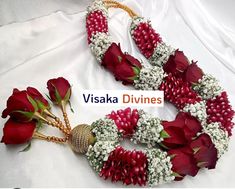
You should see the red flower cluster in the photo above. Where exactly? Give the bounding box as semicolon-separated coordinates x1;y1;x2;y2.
163;50;203;84
100;146;147;186
132;22;162;58
168;133;218;180
159;73;201;109
102;43;142;85
1;77;71;145
86;10;108;43
162;112;202;149
206;91;234;136
107;108;139;137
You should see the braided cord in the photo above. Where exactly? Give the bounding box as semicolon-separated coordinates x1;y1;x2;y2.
104;0;138;18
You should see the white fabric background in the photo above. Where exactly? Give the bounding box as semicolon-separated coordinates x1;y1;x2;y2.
0;0;235;187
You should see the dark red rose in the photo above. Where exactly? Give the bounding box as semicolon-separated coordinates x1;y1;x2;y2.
102;43;125;73
27;87;50;111
190;133;218;169
168;147;199;180
2;89;37;122
1;118;36;144
163;50;189;76
183;62;203;84
47;77;71;105
161;112;202;148
102;43;142;85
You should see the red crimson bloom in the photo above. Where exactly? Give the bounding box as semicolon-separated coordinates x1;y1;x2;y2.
2;89;38;122
47;77;71;105
168;147;199;180
190;133;218;169
163;50;189;76
107;108;139;137
100;146;147;186
183;62;203;84
1;118;36;144
26;87;50;112
102;43;142;85
161;112;202;149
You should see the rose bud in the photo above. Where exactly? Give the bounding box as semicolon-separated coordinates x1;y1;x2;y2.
47;77;71;106
102;43;125;73
190;133;218;169
26;87;50;112
163;50;189;76
2;89;39;122
168;146;199;181
161;112;202;149
183;62;203;84
1;118;36;144
102;43;142;85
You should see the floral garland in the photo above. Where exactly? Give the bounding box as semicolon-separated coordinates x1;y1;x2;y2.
0;0;234;188
85;0;235;186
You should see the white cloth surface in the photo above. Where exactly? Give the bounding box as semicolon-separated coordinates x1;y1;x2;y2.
0;0;235;187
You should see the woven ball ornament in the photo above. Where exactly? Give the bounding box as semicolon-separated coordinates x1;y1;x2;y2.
85;0;235;186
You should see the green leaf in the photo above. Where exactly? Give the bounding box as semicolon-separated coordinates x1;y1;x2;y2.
128;75;138;80
19;142;31;153
13;110;34;120
159;142;170;150
172;172;183;178
36;120;43;131
54;87;62;104
63;87;71;103
45;93;52;102
68;100;74;113
27;95;38;112
117;56;122;63
160;130;170;138
36;100;47;111
132;66;140;75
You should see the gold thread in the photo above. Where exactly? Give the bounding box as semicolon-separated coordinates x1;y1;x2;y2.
103;0;138;18
33;132;67;144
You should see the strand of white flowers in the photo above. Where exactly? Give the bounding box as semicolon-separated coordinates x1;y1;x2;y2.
203;122;229;158
182;101;207;125
148;42;175;66
131;110;164;148
89;32;113;63
193;74;223;100
91;118;121;142
86;141;118;172
134;66;167;90
145;148;175;186
86;0;109;18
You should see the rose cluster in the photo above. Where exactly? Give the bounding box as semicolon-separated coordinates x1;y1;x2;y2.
1;77;71;145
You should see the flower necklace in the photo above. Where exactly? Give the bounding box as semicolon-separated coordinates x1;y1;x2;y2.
85;0;234;186
1;0;234;187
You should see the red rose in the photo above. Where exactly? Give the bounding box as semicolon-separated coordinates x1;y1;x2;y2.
183;62;203;84
168;147;199;180
102;43;142;85
163;50;189;76
190;133;218;169
102;43;125;73
1;118;36;144
27;87;50;111
47;77;71;105
161;112;202;148
2;89;37;122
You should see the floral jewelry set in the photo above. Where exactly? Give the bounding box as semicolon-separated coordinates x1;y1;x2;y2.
1;0;235;187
